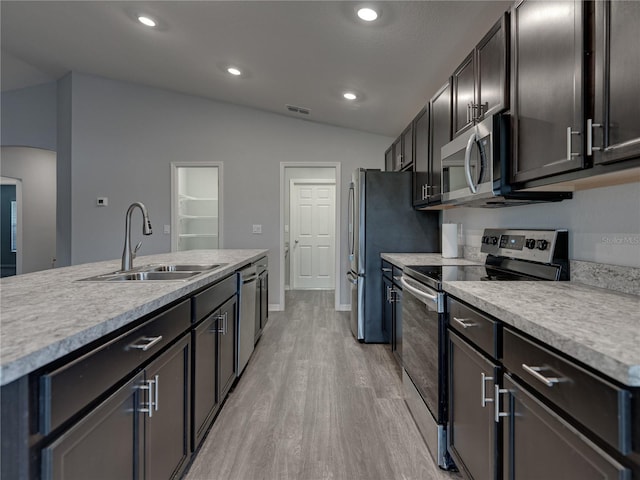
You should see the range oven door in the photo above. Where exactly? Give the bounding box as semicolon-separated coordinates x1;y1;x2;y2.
401;275;454;469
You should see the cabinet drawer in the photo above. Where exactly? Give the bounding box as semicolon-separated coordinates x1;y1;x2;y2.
448;297;499;359
381;260;393;280
193;274;237;322
40;299;191;435
392;266;403;285
503;327;632;454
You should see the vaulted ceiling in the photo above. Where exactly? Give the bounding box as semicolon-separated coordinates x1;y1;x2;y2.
1;1;512;136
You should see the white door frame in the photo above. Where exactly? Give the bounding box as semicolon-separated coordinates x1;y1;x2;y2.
0;176;23;275
289;178;336;290
170;162;224;251
279;162;341;311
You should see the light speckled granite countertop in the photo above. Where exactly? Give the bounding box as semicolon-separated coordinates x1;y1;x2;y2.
381;253;481;268
0;249;267;386
445;281;640;386
381;253;640;387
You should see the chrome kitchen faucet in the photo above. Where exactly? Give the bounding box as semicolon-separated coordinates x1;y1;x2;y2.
121;202;153;271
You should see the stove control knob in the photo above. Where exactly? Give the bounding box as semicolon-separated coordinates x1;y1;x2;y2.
536;239;549;251
525;239;536;250
481;236;488;244
491;236;499;245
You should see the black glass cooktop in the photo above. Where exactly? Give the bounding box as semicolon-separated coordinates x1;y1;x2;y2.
404;264;543;291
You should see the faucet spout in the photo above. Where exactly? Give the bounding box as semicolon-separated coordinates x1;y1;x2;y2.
122;202;153;271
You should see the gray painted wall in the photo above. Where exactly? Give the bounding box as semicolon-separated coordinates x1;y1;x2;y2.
68;73;390;307
0;147;57;274
0;82;57;150
443;182;640;267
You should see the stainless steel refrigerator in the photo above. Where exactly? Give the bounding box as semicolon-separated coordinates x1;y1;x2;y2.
347;168;439;343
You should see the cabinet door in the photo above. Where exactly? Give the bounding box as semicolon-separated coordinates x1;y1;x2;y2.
511;0;585;183
401;124;414;170
392;286;402;366
145;335;190;480
218;295;237;400
412;106;430;206
477;14;508;122
392;137;402;171
448;331;500;480
382;275;393;345
42;373;143;480
193;313;218;447
592;0;640;165
429;80;451;204
384;146;394;171
452;52;476;138
502;374;630;480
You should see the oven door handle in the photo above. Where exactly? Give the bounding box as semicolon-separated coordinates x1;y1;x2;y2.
464;131;478;194
400;276;438;305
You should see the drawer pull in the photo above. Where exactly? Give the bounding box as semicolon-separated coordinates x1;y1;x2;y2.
382;267;392;273
129;335;163;351
452;317;476;329
481;372;494;407
522;364;561;387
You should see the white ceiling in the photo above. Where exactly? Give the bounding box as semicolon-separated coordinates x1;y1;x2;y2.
0;1;512;137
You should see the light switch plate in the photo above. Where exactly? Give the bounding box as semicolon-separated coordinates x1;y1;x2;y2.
252;224;262;234
96;197;108;207
163;224;171;234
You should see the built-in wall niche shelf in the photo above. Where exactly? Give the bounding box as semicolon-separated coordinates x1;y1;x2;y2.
172;164;222;251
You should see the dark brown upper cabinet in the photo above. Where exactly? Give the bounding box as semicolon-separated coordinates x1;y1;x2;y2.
385;126;414;172
511;0;586;183
452;13;509;139
428;80;452;205
412;105;430;206
400;123;414;171
590;0;640;166
384;145;394;171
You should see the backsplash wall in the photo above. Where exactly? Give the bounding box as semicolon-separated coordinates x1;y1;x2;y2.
443;181;640;268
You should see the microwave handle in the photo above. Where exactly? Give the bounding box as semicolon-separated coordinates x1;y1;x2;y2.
464;131;478;193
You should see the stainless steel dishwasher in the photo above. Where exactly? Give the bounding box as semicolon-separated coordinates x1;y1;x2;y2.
237;264;257;376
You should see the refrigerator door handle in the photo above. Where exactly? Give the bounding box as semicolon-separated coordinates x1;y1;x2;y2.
348;184;355;257
347;271;358;285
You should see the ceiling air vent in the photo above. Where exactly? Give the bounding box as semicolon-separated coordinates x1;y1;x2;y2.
286;104;310;115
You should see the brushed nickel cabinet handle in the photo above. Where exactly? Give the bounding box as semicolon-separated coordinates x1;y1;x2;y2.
494;384;509;423
129;336;163;351
481;372;494;407
587;118;603;155
452;316;476;329
522;363;561;387
566;127;581;160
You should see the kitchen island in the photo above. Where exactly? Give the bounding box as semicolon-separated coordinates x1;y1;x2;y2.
0;249;267;480
0;249;267;386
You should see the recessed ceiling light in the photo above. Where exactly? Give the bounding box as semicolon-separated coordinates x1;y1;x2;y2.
137;15;157;27
227;67;242;76
343;92;357;100
357;7;379;22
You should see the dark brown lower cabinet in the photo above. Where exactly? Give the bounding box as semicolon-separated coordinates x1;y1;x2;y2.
448;330;501;480
193;295;237;448
502;374;630;480
42;335;191;480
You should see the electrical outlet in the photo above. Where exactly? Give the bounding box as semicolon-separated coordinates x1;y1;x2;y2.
252;224;262;234
163;225;171;234
96;197;108;207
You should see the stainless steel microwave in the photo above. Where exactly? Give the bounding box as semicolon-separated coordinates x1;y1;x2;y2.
441;114;572;207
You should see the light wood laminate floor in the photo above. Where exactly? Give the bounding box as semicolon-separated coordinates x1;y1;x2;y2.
185;291;461;480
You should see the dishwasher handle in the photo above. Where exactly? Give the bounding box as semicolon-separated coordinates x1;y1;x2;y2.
400;276;438;304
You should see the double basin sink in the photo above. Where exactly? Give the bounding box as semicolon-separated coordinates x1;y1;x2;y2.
80;264;225;282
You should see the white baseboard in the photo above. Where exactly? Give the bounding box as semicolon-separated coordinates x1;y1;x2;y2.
268;303;283;312
336;304;351;312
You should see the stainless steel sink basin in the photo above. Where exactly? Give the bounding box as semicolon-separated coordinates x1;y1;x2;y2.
108;271;200;281
79;263;226;282
147;264;221;272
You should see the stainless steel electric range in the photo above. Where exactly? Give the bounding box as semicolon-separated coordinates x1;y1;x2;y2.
400;228;569;470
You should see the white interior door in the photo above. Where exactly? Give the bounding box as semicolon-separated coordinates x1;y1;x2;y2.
291;181;335;289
